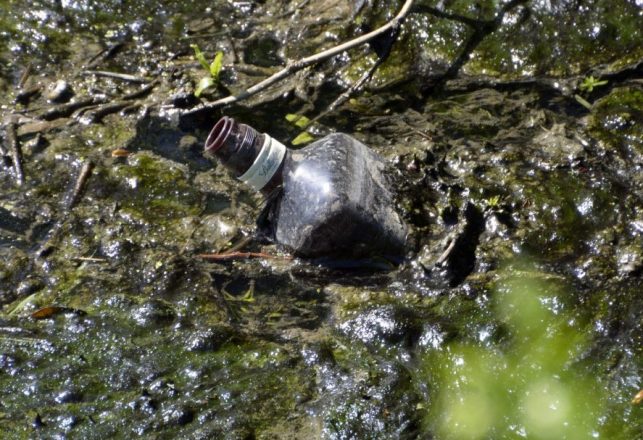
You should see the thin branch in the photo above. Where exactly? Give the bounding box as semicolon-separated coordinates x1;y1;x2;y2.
422;0;529;80
122;79;159;100
65;160;95;209
40;96;107;121
302;25;401;131
18;63;33;88
411;4;481;28
6;120;25;186
80;101;130;123
36;160;95;258
186;0;415;112
198;251;292;261
82;70;149;83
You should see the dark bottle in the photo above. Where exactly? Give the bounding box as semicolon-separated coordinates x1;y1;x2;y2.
204;116;407;260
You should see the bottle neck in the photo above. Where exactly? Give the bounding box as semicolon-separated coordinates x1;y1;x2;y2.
204;117;286;196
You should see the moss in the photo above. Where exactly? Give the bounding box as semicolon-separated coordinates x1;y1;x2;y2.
110;152;201;222
589;86;643;159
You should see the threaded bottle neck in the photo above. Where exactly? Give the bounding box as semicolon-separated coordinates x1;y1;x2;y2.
204;116;286;195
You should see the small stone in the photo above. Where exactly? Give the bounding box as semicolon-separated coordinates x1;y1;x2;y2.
54;389;83;404
46;80;74;103
16;278;44;297
184;326;231;352
131;300;176;328
168;92;199;109
178;135;199;152
161;405;194;426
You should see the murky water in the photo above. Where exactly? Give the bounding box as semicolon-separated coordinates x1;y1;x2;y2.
1;0;641;438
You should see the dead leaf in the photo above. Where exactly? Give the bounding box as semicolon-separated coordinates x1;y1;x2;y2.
632;389;643;405
111;148;131;157
31;306;86;319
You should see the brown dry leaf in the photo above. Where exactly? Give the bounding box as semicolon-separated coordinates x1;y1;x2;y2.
31;306;85;319
111;148;131;157
632;389;643;405
31;306;65;319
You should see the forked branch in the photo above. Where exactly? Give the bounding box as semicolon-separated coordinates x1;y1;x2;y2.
186;0;415;113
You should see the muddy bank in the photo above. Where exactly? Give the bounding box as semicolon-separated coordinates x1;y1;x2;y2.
1;0;641;438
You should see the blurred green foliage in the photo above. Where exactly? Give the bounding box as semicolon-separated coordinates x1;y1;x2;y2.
414;266;623;439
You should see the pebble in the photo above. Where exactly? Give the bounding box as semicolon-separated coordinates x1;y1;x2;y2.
47;80;74;103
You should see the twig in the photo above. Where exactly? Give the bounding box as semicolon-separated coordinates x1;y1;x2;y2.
85;42;126;69
303;23;401;130
275;0;312;19
36;160;95;259
17;118;70;137
185;0;415;112
14;85;41;105
80;101;130;123
18;63;33;88
435;237;456;266
412;4;480;27
122;79;159;100
72;256;108;262
82;70;149;83
66;160;95;209
40;96;107;121
6;120;25;186
414;0;529;80
197;251;292;261
220;235;255;255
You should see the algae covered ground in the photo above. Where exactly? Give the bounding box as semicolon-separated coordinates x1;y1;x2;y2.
0;1;641;438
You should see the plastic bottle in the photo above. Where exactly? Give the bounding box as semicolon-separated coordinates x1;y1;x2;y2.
204;116;407;260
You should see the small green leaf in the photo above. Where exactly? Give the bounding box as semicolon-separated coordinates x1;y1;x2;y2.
195;76;214;97
292;132;315;145
486;195;501;208
574;94;593;110
209;51;224;80
190;44;210;72
579;75;608;93
285;113;311;128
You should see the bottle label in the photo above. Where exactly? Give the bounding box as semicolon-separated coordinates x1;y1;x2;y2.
238;134;286;191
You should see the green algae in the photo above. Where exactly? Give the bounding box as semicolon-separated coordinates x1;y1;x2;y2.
109;152;201;222
0;0;641;438
590;86;643;162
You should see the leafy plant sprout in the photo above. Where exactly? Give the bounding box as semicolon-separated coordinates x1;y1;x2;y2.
190;44;223;97
574;75;609;110
579;75;608;93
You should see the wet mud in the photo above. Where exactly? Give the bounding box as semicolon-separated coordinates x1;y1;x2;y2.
0;0;641;438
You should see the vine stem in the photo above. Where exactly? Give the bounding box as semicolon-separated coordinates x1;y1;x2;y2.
188;0;415;112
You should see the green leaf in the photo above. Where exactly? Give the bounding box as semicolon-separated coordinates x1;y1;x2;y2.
285;113;311;128
194;76;214;97
190;44;210;72
291;132;315;145
579;75;608;93
209;51;224;80
574;94;593;110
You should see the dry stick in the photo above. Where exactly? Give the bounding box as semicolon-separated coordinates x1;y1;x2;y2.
66;161;95;209
186;0;415;113
303;26;401;130
414;0;529;80
85;42;126;69
81;70;149;83
198;251;292;261
37;160;95;258
6;121;25;186
18;63;33;88
41;96;107;121
122;79;160;100
82;101;130;123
